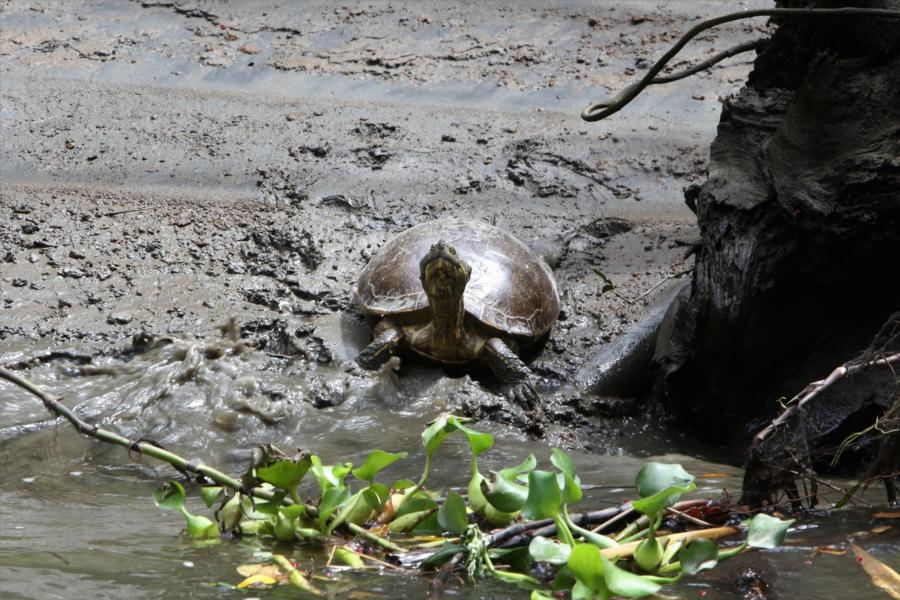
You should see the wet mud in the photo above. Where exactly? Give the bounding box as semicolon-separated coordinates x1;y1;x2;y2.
4;4;900;600
0;0;771;445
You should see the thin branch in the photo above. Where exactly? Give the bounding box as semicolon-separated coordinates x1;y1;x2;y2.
651;39;764;84
0;365;317;514
582;8;900;122
622;267;692;304
752;352;900;449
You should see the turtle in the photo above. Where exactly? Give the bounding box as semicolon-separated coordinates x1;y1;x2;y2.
355;218;560;407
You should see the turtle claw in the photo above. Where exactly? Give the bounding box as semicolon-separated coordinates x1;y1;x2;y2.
505;381;539;410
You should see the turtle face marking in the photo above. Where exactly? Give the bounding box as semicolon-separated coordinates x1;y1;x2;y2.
419;241;471;300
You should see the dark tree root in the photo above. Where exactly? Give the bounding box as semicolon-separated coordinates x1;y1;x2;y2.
741;313;900;507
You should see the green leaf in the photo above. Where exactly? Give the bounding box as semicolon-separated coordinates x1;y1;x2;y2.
529;536;571;565
679;538;719;575
523;470;562;520
200;486;223;508
531;590;558;600
421;543;465;570
239;519;266;536
499;454;537;480
274;512;296;542
310;456;352;492
602;555;661;597
491;546;533;574
551;449;583;505
333;490;375;531
634;463;694;498
394;496;438;519
219;494;242;531
551;448;577;480
412;510;444;534
351;450;407;482
317;485;351;529
363;482;390;511
280;504;306;520
567;543;606;594
184;513;220;539
558;472;583;505
631;463;696;522
448;416;494;457
746;513;794;549
630;482;696;519
422;413;454;456
257;454;312;492
389;508;436;533
571;580;596;600
438;491;468;535
634;536;663;572
483;470;529;513
153;481;186;511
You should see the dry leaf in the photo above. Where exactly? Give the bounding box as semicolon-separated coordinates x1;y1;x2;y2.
874;512;900;520
812;545;846;556
236;573;278;589
871;525;893;534
699;472;729;478
239;45;261;55
851;543;900;599
236;564;283;579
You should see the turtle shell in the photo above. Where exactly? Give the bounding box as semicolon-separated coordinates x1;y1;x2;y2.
357;219;560;338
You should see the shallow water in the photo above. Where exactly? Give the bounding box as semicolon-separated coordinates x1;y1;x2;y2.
1;336;897;600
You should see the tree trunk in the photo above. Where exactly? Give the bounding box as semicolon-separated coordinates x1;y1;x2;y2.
652;0;900;460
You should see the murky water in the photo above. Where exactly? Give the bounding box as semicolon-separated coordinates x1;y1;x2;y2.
1;335;896;599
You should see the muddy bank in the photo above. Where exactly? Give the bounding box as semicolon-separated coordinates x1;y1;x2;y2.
1;0;769;442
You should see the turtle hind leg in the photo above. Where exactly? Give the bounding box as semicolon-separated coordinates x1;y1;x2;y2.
357;322;405;370
484;337;539;409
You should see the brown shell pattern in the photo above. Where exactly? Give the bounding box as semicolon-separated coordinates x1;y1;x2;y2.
357;219;560;338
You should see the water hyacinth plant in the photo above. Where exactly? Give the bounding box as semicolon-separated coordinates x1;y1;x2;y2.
150;413;794;596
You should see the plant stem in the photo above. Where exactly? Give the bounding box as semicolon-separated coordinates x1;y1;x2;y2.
619;527;650;544
657;541;748;575
554;514;576;547
272;553;321;595
347;522;404;553
563;505;617;549
615;515;649;541
0;367;317;511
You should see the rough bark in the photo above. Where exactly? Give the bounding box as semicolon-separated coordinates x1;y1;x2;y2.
652;0;900;460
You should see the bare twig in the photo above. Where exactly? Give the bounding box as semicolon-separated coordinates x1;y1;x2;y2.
582;7;900;122
752;352;900;449
652;39;764;84
623;267;692;304
0;365;315;513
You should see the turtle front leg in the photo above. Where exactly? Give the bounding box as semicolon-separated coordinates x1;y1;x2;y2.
484;337;538;409
357;321;405;370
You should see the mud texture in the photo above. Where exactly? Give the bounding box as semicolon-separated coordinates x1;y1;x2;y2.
652;1;900;461
1;1;768;440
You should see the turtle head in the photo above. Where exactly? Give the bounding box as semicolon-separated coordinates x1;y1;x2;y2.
419;240;471;300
